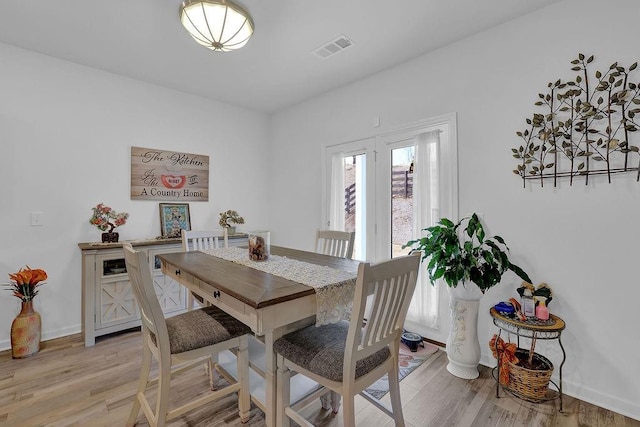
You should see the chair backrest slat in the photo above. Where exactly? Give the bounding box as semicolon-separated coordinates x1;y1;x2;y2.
182;229;223;251
345;253;420;371
315;230;355;259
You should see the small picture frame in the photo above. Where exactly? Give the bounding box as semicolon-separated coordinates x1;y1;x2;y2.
159;203;191;238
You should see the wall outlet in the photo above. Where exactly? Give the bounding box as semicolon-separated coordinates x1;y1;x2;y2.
30;212;44;226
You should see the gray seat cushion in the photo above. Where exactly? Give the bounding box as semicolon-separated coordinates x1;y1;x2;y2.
273;321;390;382
156;305;251;354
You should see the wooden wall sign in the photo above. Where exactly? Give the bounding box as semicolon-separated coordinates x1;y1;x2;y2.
130;146;209;201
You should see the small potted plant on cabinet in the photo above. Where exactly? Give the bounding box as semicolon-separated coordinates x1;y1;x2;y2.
89;203;129;243
404;213;531;379
218;210;244;235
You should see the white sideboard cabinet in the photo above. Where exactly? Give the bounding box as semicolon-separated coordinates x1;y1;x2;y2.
79;238;184;346
79;235;248;346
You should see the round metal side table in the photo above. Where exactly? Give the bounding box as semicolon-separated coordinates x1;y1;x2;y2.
490;307;566;411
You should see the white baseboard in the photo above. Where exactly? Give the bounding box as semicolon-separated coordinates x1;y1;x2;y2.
479;356;640;421
560;380;640;421
0;324;81;352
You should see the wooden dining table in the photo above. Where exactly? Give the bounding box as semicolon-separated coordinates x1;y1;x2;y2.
157;245;360;427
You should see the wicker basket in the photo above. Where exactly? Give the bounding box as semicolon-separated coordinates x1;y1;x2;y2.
507;349;554;402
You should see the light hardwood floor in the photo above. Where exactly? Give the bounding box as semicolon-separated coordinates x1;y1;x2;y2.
1;330;638;427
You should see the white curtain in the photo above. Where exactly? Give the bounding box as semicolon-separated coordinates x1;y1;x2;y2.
407;130;440;329
328;152;345;231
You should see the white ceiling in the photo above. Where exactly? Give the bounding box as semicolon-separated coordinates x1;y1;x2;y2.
0;0;561;114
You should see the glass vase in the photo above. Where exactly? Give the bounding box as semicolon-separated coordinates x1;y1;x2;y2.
248;231;270;261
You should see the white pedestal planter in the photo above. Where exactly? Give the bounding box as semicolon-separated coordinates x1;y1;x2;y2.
446;283;484;379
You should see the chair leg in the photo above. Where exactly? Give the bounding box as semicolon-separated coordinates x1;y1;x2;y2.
237;336;251;423
127;343;152;427
320;391;342;414
329;390;341;414
276;355;291;427
154;355;172;427
341;388;356;427
388;358;406;427
320;392;331;411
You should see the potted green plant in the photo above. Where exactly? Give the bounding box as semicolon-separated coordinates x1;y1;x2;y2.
404;213;531;379
218;210;244;235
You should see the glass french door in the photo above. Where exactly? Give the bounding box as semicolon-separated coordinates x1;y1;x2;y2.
375;136;416;261
323;114;458;342
324;115;457;265
324;138;418;262
324;138;375;261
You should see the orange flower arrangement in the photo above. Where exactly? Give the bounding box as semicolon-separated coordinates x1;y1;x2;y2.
6;266;47;302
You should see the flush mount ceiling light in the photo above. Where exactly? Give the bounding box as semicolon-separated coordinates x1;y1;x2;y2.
179;0;254;52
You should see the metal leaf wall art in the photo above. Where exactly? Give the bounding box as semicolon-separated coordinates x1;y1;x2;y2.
514;54;640;187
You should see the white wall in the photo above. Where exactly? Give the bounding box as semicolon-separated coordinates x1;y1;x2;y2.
0;43;270;349
269;0;640;420
2;0;638;420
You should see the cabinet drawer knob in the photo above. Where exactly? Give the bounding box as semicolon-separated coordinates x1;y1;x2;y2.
213;290;221;299
175;269;181;276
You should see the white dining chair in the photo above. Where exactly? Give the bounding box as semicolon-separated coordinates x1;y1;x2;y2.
181;229;225;309
274;252;421;427
314;229;356;411
123;243;251;427
315;229;355;259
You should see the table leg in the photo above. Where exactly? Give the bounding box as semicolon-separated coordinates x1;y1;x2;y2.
264;328;284;427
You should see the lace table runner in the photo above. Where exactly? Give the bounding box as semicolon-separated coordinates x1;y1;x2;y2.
202;247;358;325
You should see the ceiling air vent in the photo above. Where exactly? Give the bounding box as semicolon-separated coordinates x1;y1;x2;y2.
313;35;355;59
